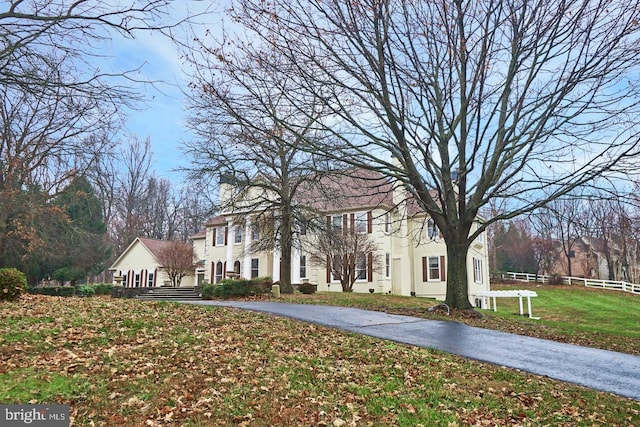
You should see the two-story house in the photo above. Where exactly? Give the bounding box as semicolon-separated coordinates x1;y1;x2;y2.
191;169;490;300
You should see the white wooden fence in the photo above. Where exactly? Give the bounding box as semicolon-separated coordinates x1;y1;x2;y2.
500;272;640;295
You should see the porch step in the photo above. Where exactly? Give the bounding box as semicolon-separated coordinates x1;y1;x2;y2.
135;287;201;301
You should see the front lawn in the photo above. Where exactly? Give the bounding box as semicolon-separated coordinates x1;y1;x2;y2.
0;295;638;426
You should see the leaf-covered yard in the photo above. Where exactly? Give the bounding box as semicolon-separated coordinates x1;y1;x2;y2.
1;295;638;426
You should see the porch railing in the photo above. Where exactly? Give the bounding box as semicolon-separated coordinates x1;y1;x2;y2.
500;272;640;295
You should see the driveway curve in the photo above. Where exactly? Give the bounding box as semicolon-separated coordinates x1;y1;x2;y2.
183;300;640;400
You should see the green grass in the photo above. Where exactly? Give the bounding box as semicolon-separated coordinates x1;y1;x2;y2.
0;294;637;426
0;368;96;403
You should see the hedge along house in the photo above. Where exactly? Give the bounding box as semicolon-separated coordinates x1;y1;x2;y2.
199;168;490;301
109;237;196;288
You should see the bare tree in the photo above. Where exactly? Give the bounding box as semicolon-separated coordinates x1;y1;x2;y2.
110;137;155;254
586;196;619;280
582;191;640;281
183;44;337;291
156;240;195;287
308;226;381;292
0;61;116;268
201;0;640;308
0;1;185;93
532;195;586;277
0;0;199;272
531;236;557;278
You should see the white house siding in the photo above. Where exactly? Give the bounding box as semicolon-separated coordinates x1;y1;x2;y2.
390;208;415;297
110;238;196;288
192;235;206;286
193;236;206;263
197;204;491;301
113;242;162;287
468;234;490;305
203;221;271;284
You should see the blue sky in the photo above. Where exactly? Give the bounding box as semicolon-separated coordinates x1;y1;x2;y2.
107;2;223;182
112;32;191;181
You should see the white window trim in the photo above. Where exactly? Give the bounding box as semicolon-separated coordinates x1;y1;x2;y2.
355;253;368;281
354;211;367;234
427;256;441;281
473;257;483;283
331;214;343;232
215;226;226;246
234;226;243;244
300;255;307;279
385;253;391;278
251;258;259;278
215;261;224;283
251;224;260;241
427;218;439;240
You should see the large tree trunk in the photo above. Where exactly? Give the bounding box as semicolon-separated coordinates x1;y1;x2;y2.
280;239;292;290
444;241;473;310
279;207;293;292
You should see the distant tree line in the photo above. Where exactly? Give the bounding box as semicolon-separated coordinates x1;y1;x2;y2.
489;187;640;282
1;134;208;286
0;1;205;285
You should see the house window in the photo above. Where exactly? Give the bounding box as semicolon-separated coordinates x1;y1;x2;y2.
134;272;141;287
354;212;368;234
121;272;128;287
215;261;223;283
355;253;367;280
385;213;391;233
298;219;307;236
428;256;440;281
251;258;259;278
427;218;439;240
331;257;341;281
385;253;390;278
473;257;483;283
569;250;575;258
147;271;154;287
332;214;343;232
216;226;225;246
476;224;484;243
251;224;260;241
234;260;241;275
300;255;307;278
234;226;242;244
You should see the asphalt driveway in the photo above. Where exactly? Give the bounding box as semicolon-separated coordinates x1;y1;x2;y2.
184;300;640;400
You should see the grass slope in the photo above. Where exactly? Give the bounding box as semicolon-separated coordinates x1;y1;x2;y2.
0;294;638;426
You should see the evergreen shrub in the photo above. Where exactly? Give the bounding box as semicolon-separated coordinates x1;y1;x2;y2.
298;282;316;294
77;284;96;297
201;277;273;299
93;283;113;295
0;268;27;301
